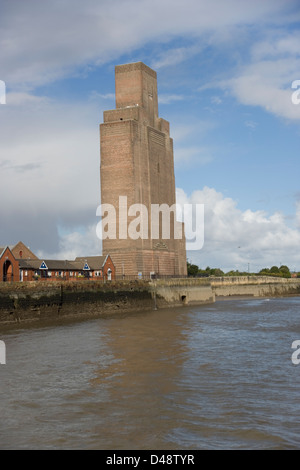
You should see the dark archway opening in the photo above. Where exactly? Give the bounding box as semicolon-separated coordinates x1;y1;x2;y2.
3;260;13;282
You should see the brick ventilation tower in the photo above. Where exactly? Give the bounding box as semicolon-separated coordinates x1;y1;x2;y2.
100;62;187;277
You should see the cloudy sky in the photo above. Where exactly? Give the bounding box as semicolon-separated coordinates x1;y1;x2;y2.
0;0;300;272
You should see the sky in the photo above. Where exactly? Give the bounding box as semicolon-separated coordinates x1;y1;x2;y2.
0;0;300;272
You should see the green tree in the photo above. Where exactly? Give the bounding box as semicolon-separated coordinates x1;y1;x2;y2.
187;262;199;277
279;265;290;276
210;268;224;276
270;266;280;274
259;268;270;274
197;269;209;277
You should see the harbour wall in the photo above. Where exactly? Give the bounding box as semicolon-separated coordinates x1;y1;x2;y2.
151;278;214;308
0;278;214;328
0;276;299;328
211;276;300;298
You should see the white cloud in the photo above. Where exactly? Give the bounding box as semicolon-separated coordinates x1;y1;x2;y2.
0;94;102;252
1;0;297;88
227;65;300;121
152;44;203;69
37;224;101;260
177;187;300;271
6;92;49;106
222;29;300;121
158;94;184;104
251;30;300;60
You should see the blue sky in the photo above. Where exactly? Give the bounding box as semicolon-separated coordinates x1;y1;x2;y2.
0;0;300;272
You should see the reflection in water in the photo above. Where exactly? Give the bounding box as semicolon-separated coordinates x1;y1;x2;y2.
88;309;188;449
1;297;300;449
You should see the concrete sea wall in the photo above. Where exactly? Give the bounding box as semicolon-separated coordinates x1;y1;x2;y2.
0;278;215;327
151;278;215;308
0;276;299;328
211;276;300;298
0;280;152;327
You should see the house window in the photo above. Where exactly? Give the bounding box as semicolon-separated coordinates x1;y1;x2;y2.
19;250;23;258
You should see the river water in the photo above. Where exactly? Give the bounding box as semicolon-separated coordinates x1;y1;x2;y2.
1;296;300;450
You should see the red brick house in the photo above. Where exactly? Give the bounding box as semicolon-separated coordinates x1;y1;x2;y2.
11;241;38;261
19;255;115;281
73;255;115;280
0;241;39;282
0;246;20;282
0;241;115;282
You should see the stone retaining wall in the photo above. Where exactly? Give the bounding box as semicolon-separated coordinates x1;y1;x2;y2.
0;277;299;328
211;276;300;297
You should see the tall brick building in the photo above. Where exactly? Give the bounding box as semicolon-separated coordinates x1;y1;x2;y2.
100;62;187;277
